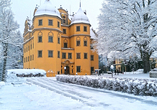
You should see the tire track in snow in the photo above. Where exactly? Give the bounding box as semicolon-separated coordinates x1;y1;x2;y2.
26;78;110;107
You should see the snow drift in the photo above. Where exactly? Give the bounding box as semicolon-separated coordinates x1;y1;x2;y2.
56;75;157;96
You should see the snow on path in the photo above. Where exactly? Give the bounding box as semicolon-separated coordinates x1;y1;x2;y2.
27;77;157;110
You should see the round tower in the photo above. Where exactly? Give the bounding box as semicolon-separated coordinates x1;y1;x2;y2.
33;0;62;77
70;4;91;75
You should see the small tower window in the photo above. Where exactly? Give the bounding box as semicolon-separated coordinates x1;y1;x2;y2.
76;26;80;31
58;21;60;28
48;20;53;26
48;36;53;42
84;26;87;32
39;19;42;26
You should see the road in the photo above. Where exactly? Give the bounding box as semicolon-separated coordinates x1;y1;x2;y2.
27;77;157;110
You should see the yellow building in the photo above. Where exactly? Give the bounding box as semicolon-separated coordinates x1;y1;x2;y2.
23;0;99;77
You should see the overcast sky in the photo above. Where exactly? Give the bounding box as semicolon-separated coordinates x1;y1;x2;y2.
11;0;104;34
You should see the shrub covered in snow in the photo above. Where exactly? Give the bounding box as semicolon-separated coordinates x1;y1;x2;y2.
56;75;157;96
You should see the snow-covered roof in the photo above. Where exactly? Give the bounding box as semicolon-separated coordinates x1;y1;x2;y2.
71;7;90;25
90;28;97;39
35;0;61;18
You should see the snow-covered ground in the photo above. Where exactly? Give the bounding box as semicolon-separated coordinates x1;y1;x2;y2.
0;76;157;110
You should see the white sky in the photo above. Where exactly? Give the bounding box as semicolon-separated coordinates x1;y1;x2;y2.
11;0;104;35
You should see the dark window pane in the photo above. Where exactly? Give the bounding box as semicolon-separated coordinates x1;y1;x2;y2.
63;29;66;34
58;51;60;58
48;51;53;57
68;53;72;59
76;26;80;31
77;41;80;46
58;21;60;28
48;36;53;42
84;26;87;31
38;51;42;57
39;20;42;26
64;43;67;48
38;36;42;42
91;55;94;61
58;37;60;44
84;53;87;59
84;41;87;46
62;53;66;59
49;20;53;25
77;66;81;72
77;53;81;59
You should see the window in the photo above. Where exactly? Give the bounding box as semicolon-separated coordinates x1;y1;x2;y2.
63;29;66;34
68;53;72;59
64;43;67;48
57;71;60;75
84;26;87;32
26;57;27;62
48;50;53;57
84;41;87;46
77;66;81;72
30;56;31;61
49;20;53;26
38;36;42;42
76;26;80;31
58;37;60;44
58;21;60;28
39;19;42;26
33;55;34;60
31;44;32;49
58;51;60;58
76;40;80;46
91;55;94;61
62;53;66;59
90;44;94;49
28;56;29;61
63;19;66;23
84;53;87;59
77;53;81;59
91;67;94;73
24;58;25;63
48;36;53;42
38;50;42;57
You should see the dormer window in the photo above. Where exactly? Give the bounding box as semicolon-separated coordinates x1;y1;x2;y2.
39;19;42;26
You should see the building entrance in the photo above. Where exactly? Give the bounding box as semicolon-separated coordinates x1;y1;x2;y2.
65;66;70;74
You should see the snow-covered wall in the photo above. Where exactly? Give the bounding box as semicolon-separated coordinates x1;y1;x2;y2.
56;75;157;96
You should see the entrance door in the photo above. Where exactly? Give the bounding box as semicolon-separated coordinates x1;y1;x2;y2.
65;66;70;74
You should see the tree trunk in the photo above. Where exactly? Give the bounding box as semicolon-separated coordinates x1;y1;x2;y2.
142;52;150;73
2;43;8;81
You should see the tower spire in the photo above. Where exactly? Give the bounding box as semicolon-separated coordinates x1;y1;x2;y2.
80;0;81;7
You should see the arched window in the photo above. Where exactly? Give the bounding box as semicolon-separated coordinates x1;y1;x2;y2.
48;32;54;43
76;37;80;46
58;33;60;44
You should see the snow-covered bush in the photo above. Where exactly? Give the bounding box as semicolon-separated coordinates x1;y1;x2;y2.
56;75;157;96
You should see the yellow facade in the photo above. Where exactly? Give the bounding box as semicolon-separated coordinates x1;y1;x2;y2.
23;2;99;77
